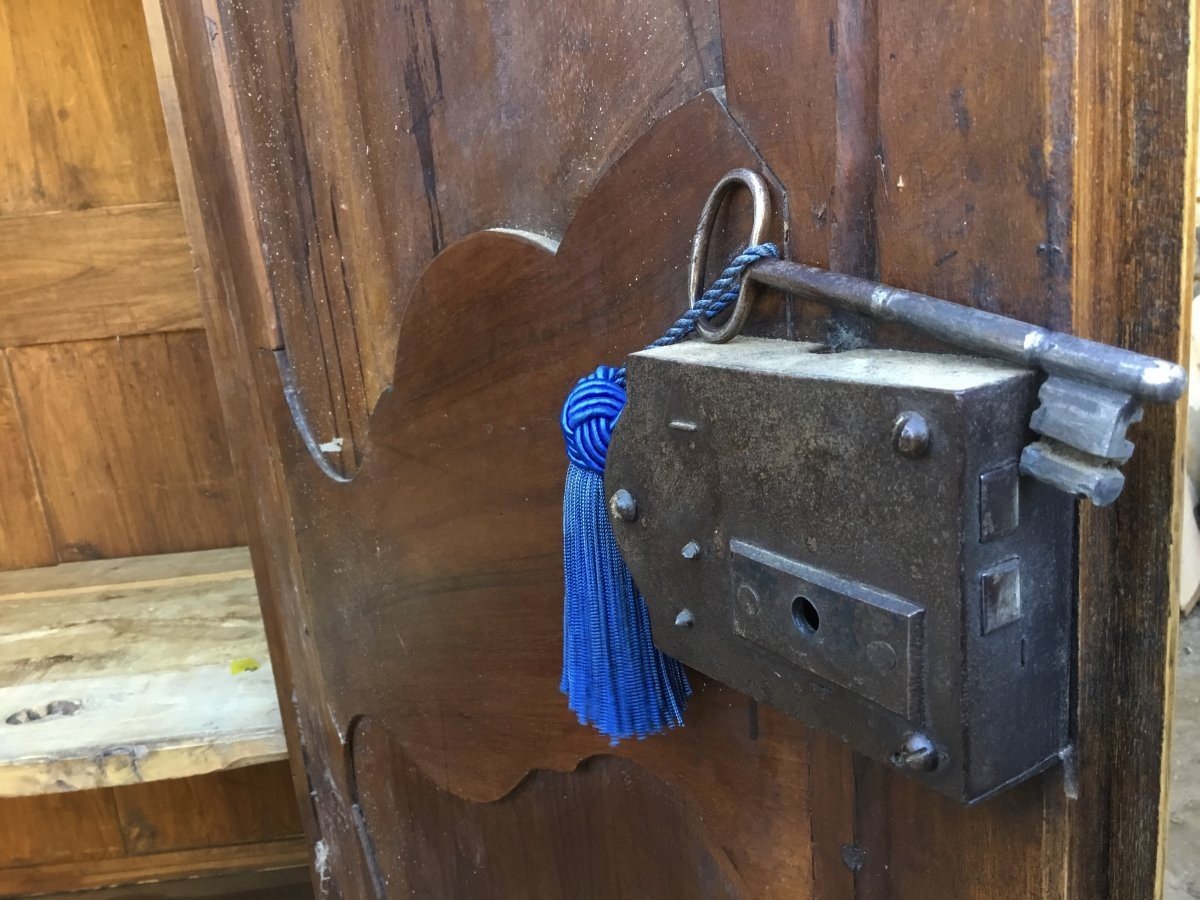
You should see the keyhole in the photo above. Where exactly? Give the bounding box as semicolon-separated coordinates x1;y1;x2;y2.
792;596;820;634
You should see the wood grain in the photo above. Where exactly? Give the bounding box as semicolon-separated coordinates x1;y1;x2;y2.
0;359;54;570
256;94;811;898
0;789;124;869
211;0;724;477
353;719;742;897
33;866;314;900
0;548;287;796
0;837;308;897
150;5;353;895
0;203;202;347
114;763;301;855
0;0;177;215
6;332;247;561
1070;0;1196;894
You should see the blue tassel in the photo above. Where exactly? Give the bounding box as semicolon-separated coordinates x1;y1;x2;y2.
560;367;690;742
558;242;778;742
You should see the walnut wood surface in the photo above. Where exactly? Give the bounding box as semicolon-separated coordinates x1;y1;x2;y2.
158;0;1194;897
0;202;202;347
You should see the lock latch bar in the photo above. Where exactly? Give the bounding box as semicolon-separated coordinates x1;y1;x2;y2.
741;258;1185;504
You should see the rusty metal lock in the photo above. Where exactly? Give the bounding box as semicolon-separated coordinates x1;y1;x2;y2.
605;337;1074;803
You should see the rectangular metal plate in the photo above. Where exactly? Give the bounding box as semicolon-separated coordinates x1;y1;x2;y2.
731;540;924;719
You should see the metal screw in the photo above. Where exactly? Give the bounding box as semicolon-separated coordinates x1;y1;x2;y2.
609;489;638;522
675;609;695;628
892;412;931;459
891;732;938;772
681;541;700;559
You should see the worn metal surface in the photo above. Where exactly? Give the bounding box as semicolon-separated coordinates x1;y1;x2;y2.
606;337;1075;803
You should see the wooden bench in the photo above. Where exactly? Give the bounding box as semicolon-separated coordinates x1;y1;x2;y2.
0;548;288;796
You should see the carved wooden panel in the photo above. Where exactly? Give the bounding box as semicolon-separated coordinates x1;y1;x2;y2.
158;0;1193;896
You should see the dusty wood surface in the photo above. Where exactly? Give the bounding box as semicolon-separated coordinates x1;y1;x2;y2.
0;548;287;796
0;202;202;347
159;0;1193;897
6;332;247;562
0;0;305;891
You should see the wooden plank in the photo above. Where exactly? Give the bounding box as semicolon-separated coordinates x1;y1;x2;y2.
0;837;309;897
0;545;250;600
32;866;314;900
1070;0;1196;893
114;762;302;855
151;3;347;893
0;548;287;796
0;790;124;868
0;203;202;347
6;332;247;561
0;0;177;215
0;358;54;570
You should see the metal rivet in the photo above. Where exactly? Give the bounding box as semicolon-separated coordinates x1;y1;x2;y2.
840;843;867;873
892;412;931;458
891;732;938;772
736;584;760;617
609;489;638;522
675;609;695;628
681;541;700;559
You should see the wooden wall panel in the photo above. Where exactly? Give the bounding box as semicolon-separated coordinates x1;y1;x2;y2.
0;360;54;569
0;840;309;897
0;203;202;347
0;791;125;868
114;763;302;855
0;0;177;215
6;332;247;561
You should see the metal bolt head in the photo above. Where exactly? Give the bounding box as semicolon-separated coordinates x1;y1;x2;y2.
674;609;695;628
892;412;931;459
681;541;701;559
891;732;938;772
609;489;638;522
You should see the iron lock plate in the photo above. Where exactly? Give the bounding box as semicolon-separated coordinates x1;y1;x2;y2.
605;337;1074;804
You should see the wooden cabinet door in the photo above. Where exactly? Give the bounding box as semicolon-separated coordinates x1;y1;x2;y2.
156;0;1193;896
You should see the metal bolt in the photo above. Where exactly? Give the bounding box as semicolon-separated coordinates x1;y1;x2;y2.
681;541;701;559
891;732;938;772
609;489;638;522
674;609;695;628
892;411;931;459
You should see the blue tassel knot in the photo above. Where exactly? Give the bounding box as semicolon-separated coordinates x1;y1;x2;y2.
560;242;778;743
560;368;690;742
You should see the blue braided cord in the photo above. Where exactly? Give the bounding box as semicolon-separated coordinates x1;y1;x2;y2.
559;242;775;742
646;243;779;349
